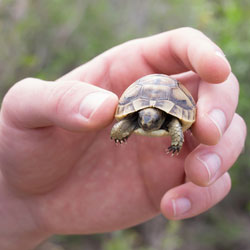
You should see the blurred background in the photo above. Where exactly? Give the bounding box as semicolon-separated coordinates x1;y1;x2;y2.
1;0;250;249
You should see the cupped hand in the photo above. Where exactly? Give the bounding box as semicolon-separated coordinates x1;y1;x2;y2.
0;28;246;239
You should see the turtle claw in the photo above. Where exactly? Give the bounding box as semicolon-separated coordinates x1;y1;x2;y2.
166;145;181;156
112;137;128;144
119;138;127;144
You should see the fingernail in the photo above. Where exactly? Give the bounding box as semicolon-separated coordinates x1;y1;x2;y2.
208;109;227;137
197;153;221;184
172;198;191;217
215;51;231;71
79;92;111;119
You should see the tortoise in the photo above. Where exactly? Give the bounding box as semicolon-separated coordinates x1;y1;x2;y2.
110;74;196;153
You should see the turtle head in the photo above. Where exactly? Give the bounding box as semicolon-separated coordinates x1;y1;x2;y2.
138;108;165;131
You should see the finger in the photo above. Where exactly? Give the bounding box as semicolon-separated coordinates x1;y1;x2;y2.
161;172;231;220
192;73;239;145
142;27;231;83
1;78;118;131
185;114;246;186
60;28;231;86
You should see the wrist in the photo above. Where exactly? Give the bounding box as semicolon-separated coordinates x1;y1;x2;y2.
0;174;50;250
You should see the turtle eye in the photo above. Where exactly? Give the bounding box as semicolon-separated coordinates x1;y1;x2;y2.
153;113;166;129
153;114;160;123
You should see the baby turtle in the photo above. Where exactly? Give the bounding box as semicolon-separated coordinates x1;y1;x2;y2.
110;74;196;154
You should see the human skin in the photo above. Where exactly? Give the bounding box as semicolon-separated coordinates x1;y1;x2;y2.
0;28;246;250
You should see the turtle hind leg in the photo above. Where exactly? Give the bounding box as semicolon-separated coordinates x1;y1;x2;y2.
110;117;137;144
166;117;184;155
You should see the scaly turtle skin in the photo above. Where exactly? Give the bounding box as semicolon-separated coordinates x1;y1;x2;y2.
110;74;196;154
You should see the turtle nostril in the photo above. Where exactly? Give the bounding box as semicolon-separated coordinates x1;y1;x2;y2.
141;123;148;129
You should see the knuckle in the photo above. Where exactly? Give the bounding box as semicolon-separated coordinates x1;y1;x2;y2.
178;27;205;37
16;77;37;86
11;78;42;94
229;73;239;94
5;78;41;99
236;114;247;136
1;78;33;109
221;74;239;113
234;114;247;151
1;77;45;121
203;173;231;208
222;172;232;193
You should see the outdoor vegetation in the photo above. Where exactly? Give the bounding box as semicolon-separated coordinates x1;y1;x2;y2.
1;0;250;249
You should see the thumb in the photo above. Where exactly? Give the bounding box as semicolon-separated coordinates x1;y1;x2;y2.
1;78;118;132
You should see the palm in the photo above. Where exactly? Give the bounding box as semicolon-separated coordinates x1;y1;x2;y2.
30;124;188;234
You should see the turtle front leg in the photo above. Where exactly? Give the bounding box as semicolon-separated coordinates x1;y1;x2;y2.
167;117;184;154
110;118;137;144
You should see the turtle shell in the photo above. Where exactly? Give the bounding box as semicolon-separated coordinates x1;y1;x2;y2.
115;74;196;132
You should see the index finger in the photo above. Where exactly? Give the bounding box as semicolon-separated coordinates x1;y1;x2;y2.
141;27;231;83
60;27;231;87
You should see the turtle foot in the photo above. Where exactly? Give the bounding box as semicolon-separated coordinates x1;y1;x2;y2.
166;117;184;156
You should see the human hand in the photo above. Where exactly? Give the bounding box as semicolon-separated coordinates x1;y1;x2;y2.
0;28;246;250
